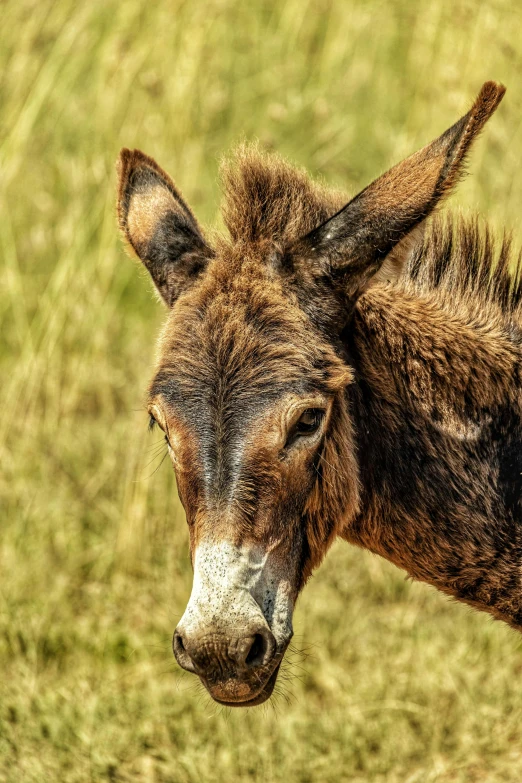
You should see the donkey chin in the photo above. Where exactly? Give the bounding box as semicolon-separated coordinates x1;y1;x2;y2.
172;540;295;706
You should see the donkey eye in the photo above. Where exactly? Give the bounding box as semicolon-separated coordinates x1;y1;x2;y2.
285;408;325;449
295;408;324;434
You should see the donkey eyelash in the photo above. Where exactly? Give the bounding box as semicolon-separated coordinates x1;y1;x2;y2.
148;413;172;450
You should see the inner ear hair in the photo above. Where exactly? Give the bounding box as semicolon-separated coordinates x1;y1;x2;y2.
369;222;426;288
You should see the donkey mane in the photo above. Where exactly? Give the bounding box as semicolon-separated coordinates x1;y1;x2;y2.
221;144;522;321
405;216;522;319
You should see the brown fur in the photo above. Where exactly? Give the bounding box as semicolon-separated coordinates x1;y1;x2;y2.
346;216;522;626
117;82;522;701
151;242;359;574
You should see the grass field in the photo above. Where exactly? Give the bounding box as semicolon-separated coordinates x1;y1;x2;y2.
2;1;522;781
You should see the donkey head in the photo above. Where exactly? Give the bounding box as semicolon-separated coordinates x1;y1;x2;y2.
117;82;504;706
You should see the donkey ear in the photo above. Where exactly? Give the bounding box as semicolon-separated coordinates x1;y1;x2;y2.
117;149;213;306
289;81;505;313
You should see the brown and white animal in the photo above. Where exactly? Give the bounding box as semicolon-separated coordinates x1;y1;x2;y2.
117;82;522;707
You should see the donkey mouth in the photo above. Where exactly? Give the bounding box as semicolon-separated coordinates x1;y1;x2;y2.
204;662;282;707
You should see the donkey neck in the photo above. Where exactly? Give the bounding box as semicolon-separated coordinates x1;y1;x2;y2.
345;284;522;628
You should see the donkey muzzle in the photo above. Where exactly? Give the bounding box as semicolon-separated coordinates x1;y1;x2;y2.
172;539;295;704
172;623;283;704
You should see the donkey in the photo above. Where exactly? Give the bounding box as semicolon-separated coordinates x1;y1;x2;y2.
117;82;522;707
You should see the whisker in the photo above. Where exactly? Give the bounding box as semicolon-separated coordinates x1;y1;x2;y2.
138;450;169;480
144;437;169;453
319;452;342;478
314;462;334;489
140;452;167;471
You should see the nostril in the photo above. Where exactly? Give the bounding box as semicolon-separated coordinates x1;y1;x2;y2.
240;627;276;670
245;634;265;667
172;630;197;674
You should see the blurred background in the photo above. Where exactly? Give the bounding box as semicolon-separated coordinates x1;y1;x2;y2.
2;1;522;781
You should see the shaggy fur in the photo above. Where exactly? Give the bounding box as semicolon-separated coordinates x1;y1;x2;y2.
117;81;522;701
346;216;522;626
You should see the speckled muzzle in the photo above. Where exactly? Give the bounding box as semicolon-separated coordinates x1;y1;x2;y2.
172;540;295;705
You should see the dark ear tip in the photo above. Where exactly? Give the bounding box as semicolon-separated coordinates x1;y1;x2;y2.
475;81;506;113
117;147;148;175
116;149;172;194
480;80;506;96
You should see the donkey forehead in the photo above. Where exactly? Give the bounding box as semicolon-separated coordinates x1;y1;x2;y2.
153;266;345;398
147;255;355;462
149;353;335;425
149;289;339;501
